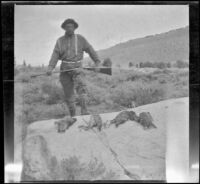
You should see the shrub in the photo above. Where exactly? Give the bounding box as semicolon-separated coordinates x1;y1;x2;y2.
14;68;20;76
15;66;189;127
86;82;108;105
156;62;167;69
159;79;167;84
166;63;171;68
20;103;68;124
41;81;65;105
126;72;144;81
174;60;189;68
129;62;134;67
20;83;46;105
15;72;31;83
20;104;40;124
145;74;158;81
110;81;166;107
162;69;172;74
143;61;154;68
152;69;163;75
36;104;68;119
176;70;189;78
23;92;44;104
122;71;158;83
167;84;189;98
138;61;170;69
60;156;119;180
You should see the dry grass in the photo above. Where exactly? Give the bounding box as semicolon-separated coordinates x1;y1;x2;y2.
14;67;188;145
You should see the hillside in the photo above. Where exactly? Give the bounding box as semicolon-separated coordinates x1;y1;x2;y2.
84;26;189;67
16;97;189;181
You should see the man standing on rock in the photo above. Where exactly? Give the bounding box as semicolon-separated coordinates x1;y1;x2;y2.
47;18;101;117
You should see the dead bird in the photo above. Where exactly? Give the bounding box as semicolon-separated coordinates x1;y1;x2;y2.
79;116;109;132
54;119;68;133
102;121;110;129
54;116;77;133
138;112;157;130
110;111;131;128
128;111;140;122
81;114;103;132
89;114;103;131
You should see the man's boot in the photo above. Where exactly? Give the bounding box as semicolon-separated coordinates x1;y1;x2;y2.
69;107;76;117
67;102;76;117
80;97;89;115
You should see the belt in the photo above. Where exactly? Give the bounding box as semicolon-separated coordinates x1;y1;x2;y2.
62;60;81;64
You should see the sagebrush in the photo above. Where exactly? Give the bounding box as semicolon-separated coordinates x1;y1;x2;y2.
14;67;189;144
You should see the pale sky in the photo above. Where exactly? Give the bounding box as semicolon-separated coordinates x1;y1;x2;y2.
15;5;189;66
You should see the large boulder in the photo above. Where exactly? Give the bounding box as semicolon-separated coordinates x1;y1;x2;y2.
21;135;61;181
18;97;189;181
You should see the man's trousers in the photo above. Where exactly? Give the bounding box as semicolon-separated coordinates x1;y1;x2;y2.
59;68;88;117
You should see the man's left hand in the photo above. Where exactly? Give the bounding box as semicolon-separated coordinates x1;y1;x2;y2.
94;66;100;73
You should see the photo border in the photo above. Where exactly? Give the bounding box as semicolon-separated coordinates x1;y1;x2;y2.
2;1;199;182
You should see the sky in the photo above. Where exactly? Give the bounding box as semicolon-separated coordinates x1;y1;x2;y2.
15;5;189;66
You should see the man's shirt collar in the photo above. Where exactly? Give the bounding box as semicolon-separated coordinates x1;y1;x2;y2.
64;32;75;38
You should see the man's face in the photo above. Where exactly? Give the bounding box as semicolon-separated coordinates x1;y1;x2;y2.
64;23;75;35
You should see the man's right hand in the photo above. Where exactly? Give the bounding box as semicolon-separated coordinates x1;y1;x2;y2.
46;69;52;76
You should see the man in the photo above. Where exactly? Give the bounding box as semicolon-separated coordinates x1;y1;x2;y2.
47;18;101;117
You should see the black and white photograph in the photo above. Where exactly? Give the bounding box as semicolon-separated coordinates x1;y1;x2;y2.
13;4;190;182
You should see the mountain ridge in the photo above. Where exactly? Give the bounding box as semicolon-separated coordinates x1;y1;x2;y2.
84;26;189;67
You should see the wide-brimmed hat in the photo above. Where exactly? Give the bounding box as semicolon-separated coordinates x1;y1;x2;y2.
61;19;79;29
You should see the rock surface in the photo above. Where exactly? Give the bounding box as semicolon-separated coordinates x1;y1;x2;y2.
21;135;61;181
16;97;189;181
